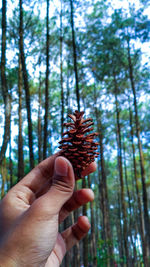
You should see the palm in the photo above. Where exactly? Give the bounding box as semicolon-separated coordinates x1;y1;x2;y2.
45;233;66;267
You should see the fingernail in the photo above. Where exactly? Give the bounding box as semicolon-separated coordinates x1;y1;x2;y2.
54;157;68;176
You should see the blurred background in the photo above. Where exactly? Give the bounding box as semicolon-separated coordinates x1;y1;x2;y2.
0;0;150;266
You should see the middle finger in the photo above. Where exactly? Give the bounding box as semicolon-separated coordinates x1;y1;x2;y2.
59;188;94;223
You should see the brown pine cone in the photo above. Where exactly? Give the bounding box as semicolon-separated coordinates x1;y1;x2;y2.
59;110;99;178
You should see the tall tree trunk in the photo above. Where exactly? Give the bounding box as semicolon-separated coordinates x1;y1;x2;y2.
116;193;124;263
60;0;64;137
96;159;106;245
0;0;11;165
63;217;71;267
95;194;100;244
9;104;13;189
38;61;42;163
123;139;137;265
82;178;89;267
127;38;150;253
88;175;97;266
128;96;149;266
94;86;114;266
9;139;13;190
19;0;34;170
72;210;81;267
113;74;129;266
18;54;24;181
43;0;50;159
72;184;81;267
70;0;80;111
66;56;71;115
98;120;114;266
1;158;7;199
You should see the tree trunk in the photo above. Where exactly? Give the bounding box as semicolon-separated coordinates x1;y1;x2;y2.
9;106;13;189
72;183;81;267
19;0;34;170
72;210;81;267
38;62;42;163
70;0;80;111
82;178;89;267
113;74;129;266
66;56;71;115
127;38;150;254
128;96;149;266
123;139;137;265
1;158;7;199
0;0;11;165
60;0;64;137
88;175;97;266
116;193;124;264
63;217;71;267
43;0;50;159
94;86;114;266
1;0;7;112
18;53;24;181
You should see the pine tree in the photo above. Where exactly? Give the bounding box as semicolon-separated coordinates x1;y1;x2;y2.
0;0;11;165
19;0;34;170
43;0;50;160
18;54;24;181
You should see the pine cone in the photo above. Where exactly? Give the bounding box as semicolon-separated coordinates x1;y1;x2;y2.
59;110;99;178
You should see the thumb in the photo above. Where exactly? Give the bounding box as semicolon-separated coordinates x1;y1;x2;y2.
39;156;75;214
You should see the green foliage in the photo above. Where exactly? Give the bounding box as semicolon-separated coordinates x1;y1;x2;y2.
97;239;113;266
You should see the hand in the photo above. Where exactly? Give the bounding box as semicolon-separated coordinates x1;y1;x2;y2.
0;154;96;267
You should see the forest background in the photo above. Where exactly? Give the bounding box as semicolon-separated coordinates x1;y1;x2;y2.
0;0;150;266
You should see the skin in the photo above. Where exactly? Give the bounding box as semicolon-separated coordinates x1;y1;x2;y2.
0;154;96;267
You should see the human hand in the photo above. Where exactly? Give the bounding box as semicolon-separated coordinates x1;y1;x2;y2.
0;154;96;267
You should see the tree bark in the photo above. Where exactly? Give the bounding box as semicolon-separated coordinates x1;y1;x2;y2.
94;86;114;266
127;38;150;253
116;193;124;263
123;139;137;265
70;0;80;111
82;178;89;267
63;217;71;267
113;74;129;266
128;96;149;266
9;141;13;190
66;56;71;115
0;0;11;165
88;175;97;266
1;158;7;199
43;0;50;159
38;60;42;163
9;105;13;189
72;210;81;267
60;0;64;137
19;0;34;170
18;53;24;181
